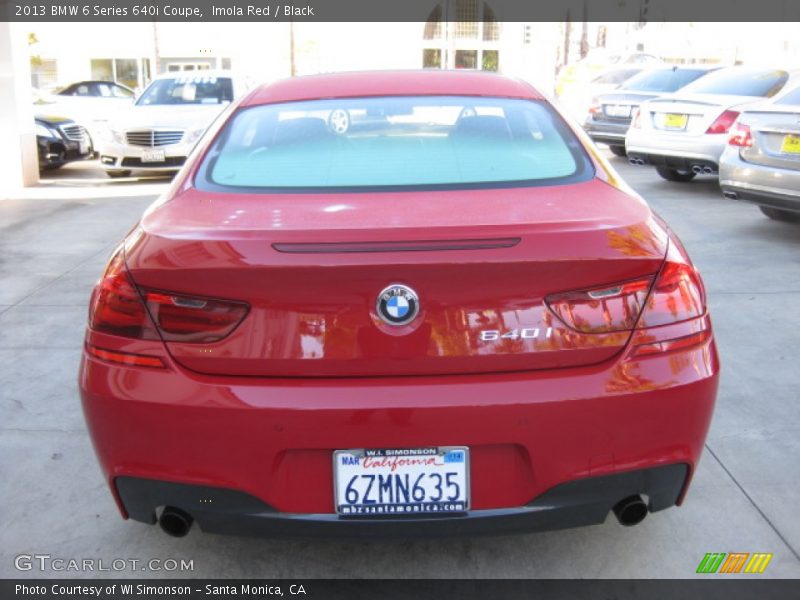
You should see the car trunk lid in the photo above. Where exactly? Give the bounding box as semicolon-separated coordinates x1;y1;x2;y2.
642;93;761;134
125;180;668;377
737;107;800;170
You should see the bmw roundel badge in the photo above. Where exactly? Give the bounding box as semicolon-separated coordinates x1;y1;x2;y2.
376;284;420;326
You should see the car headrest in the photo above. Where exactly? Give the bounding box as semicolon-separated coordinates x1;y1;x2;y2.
273;117;330;146
452;115;512;139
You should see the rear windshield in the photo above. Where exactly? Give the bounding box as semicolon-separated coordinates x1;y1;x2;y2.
621;68;712;93
136;76;234;106
592;69;641;85
775;86;800;106
197;96;592;192
679;69;789;97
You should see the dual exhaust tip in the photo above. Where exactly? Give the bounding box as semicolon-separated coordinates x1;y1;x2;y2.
627;157;716;175
156;495;649;537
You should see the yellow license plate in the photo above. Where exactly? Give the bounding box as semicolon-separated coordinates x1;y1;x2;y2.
780;134;800;154
663;113;688;129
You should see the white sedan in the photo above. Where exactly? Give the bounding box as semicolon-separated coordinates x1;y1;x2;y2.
97;71;251;178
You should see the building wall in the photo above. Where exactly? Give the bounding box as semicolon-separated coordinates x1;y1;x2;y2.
24;21;561;92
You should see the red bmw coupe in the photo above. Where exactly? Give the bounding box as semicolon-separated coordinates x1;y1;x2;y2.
79;71;719;538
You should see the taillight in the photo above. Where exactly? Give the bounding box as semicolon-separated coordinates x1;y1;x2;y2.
631;108;641;129
588;98;601;117
546;239;710;357
89;249;159;339
636;261;705;329
706;110;739;135
143;291;249;343
89;248;249;343
546;277;653;334
85;343;165;368
631;241;709;356
728;122;753;147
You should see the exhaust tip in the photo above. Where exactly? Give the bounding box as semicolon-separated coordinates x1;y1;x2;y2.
691;165;703;174
628;157;644;166
613;495;648;527
158;507;194;538
722;190;738;200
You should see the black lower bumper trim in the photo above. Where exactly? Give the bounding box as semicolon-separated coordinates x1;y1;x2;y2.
115;464;688;539
120;156;186;168
628;153;718;171
586;132;627;146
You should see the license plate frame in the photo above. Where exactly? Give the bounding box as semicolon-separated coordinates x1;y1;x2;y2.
604;104;631;118
333;446;470;516
780;134;800;154
141;148;166;163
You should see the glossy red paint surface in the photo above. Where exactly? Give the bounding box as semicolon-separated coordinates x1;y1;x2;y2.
80;329;718;513
241;70;545;107
79;71;720;520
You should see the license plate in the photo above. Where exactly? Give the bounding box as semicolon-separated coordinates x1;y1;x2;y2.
661;113;688;130
334;447;469;515
79;141;88;155
780;134;800;154
605;104;631;118
141;149;166;163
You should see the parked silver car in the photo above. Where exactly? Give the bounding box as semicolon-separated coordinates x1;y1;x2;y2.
719;85;800;222
583;65;718;157
626;67;798;182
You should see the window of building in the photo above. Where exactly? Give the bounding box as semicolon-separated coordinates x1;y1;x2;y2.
422;1;500;71
482;50;499;71
455;50;478;69
30;58;58;89
91;58;150;90
423;49;442;68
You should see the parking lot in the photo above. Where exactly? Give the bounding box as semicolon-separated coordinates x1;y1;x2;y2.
1;154;798;579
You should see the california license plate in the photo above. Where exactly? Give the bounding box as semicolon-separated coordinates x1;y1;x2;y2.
334;447;469;515
605;104;631;118
780;134;800;154
141;149;166;163
662;113;688;129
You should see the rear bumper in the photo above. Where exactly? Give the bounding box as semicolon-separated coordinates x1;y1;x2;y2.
116;464;689;539
625;129;726;170
719;147;800;212
583;120;629;145
79;323;719;539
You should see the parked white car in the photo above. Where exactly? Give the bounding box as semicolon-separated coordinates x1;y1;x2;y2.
626;67;799;182
97;71;251;177
33;82;134;150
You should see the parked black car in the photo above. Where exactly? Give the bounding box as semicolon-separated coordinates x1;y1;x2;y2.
583;65;720;156
36;115;93;170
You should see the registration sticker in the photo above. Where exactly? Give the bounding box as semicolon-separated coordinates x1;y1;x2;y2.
333;447;469;515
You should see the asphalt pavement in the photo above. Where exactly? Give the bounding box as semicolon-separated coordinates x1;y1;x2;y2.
1;157;798;578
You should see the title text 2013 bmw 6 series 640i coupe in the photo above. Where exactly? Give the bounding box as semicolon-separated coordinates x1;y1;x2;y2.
79;71;719;539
